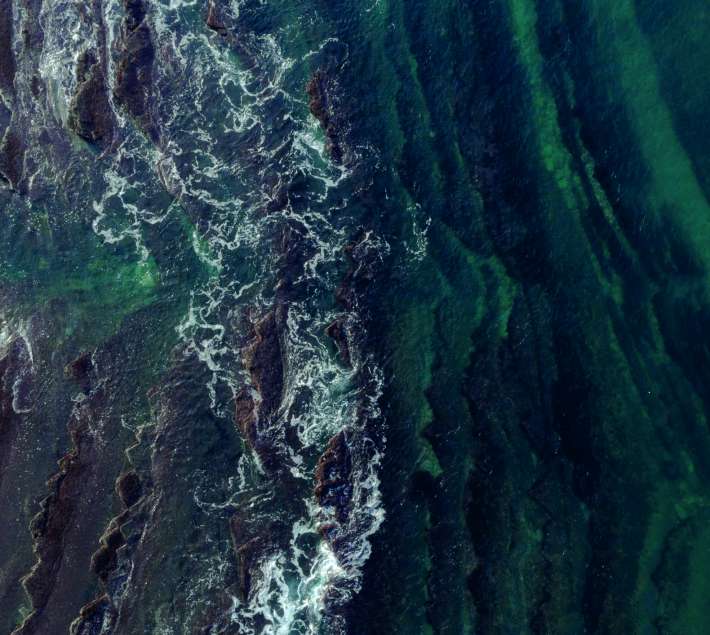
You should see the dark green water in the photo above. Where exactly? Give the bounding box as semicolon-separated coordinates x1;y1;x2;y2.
1;0;710;633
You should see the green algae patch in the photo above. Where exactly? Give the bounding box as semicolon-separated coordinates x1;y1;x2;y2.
2;232;161;346
44;251;160;344
592;0;710;279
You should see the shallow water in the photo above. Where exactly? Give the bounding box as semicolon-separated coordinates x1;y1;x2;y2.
1;0;710;633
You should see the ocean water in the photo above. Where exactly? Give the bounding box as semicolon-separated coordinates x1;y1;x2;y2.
1;0;710;633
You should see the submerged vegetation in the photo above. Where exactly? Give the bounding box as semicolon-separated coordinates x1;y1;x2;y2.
0;0;710;633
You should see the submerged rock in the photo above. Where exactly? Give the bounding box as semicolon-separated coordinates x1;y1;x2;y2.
65;351;93;394
234;386;257;448
229;514;280;603
233;310;291;471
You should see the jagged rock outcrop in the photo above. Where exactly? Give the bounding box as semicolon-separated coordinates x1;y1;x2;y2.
69;595;115;635
0;128;24;189
307;69;344;163
114;0;157;140
13;357;128;635
243;311;283;420
315;431;352;528
68;50;114;145
64;351;93;394
205;0;227;35
0;0;16;96
326;317;351;366
0;339;31;489
116;469;142;508
234;311;287;471
14;406;94;634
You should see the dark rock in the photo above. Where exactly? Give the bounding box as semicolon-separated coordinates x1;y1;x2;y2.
315;431;352;524
90;521;126;581
0;128;24;189
234;387;257;448
0;339;29;492
66;351;93;378
229;514;273;602
0;0;16;95
68;50;114;144
69;595;116;635
115;470;142;508
205;0;227;35
326;317;351;366
114;0;156;141
17;452;86;633
306;69;343;163
243;311;283;419
124;0;147;30
13;390;111;635
233;311;291;471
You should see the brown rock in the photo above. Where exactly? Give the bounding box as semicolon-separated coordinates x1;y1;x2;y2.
229;515;273;602
0;0;16;95
306;70;343;163
315;431;352;523
205;0;227;34
326;317;351;366
114;0;156;140
68;50;114;144
90;523;125;581
0;128;24;189
243;312;283;419
70;594;116;635
234;387;257;448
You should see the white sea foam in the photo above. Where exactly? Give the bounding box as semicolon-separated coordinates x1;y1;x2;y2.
72;0;389;630
38;0;96;125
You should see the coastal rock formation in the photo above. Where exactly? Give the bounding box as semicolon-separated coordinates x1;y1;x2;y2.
68;50;114;145
315;431;352;527
307;69;344;163
0;0;16;96
14;398;99;635
326;316;351;366
114;0;156;140
234;311;287;471
205;0;227;35
2;0;709;633
0;128;24;189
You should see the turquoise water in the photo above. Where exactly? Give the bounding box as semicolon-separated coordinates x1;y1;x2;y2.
1;0;710;633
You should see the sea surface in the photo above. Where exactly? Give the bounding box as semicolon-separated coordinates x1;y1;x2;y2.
1;0;710;633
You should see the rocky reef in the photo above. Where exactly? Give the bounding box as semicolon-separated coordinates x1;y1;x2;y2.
1;0;710;634
114;0;157;141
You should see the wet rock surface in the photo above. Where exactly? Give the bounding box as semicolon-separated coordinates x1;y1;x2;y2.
0;0;16;95
68;50;114;145
0;129;24;189
307;69;344;164
114;0;156;141
315;431;353;526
